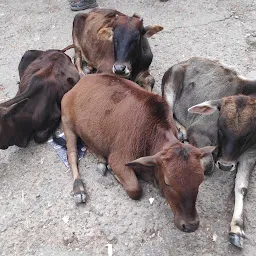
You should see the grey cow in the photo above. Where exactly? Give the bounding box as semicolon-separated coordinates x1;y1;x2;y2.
161;57;256;248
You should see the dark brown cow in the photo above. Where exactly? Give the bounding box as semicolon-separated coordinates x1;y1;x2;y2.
61;73;215;232
162;57;256;247
0;49;79;149
72;8;163;91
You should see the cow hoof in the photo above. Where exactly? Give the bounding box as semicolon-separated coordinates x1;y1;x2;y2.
73;179;86;203
177;128;187;143
229;232;244;248
74;192;86;204
96;163;107;176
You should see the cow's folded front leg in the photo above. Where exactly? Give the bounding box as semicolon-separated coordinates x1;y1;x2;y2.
95;155;108;176
135;70;155;91
108;153;142;200
229;152;256;248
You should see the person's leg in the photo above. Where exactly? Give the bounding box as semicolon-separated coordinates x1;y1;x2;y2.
70;0;98;11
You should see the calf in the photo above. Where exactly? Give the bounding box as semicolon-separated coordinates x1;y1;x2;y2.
61;73;215;232
72;8;163;91
0;49;79;149
162;57;256;247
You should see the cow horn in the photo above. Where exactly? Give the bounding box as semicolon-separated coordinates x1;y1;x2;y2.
0;81;42;108
132;13;141;18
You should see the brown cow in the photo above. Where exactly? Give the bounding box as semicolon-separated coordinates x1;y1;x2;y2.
61;73;215;232
0;49;79;149
72;8;163;91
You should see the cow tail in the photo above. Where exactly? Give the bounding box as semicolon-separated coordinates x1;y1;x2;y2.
62;44;74;52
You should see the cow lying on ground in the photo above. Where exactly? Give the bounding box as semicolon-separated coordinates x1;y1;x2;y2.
71;8;163;91
61;73;215;232
0;49;79;149
161;57;256;247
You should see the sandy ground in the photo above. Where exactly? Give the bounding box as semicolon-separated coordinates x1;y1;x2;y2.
0;0;256;255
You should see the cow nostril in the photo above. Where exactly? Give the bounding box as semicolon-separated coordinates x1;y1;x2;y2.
182;224;187;231
113;64;126;74
217;161;236;171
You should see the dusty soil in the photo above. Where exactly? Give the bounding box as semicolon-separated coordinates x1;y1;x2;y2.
0;0;256;255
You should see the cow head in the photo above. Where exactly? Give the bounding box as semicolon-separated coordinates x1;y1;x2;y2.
97;13;163;77
126;143;215;232
188;95;256;171
0;98;30;149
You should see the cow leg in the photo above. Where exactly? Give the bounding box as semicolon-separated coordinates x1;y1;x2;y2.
229;152;256;248
95;155;108;176
63;121;86;204
135;70;155;91
175;120;187;142
187;130;216;175
74;48;85;78
34;119;60;143
108;152;142;200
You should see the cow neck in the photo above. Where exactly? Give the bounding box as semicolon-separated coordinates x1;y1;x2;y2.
150;127;180;156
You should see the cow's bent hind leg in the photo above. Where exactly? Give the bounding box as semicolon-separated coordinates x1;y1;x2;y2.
63;118;86;203
34;119;60;143
108;152;142;200
74;48;85;78
229;152;256;248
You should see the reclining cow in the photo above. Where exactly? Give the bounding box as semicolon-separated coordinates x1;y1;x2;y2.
0;48;79;149
72;8;163;91
161;57;256;248
61;73;215;233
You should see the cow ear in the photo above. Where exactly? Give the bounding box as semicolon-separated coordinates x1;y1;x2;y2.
98;27;113;41
144;25;163;37
200;146;216;157
188;100;221;115
126;155;157;169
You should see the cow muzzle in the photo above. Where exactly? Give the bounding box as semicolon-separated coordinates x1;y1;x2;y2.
216;159;237;172
175;216;199;233
112;63;131;77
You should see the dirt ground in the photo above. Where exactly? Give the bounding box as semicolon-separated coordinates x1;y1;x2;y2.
1;0;256;255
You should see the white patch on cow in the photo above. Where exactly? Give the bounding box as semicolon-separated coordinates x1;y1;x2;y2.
230;171;247;235
165;83;176;109
230;191;244;234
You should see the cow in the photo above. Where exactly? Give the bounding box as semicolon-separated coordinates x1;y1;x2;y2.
0;48;80;149
61;73;215;233
71;8;163;91
161;57;256;248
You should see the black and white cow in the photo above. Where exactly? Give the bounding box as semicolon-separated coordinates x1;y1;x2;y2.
161;57;256;248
